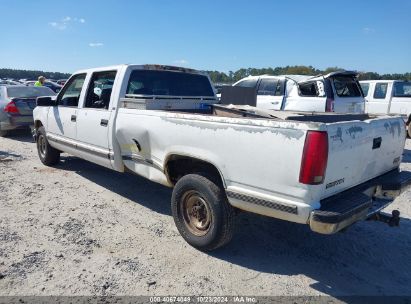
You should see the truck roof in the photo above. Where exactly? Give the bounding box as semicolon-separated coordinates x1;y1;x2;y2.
74;64;206;76
235;70;359;84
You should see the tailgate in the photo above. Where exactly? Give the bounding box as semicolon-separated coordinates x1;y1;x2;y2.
333;96;365;114
11;98;37;115
322;116;406;198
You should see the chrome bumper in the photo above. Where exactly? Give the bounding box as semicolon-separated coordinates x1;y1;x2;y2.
309;169;411;234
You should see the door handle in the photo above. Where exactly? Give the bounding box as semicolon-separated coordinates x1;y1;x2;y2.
71;115;76;122
271;101;279;105
100;119;109;127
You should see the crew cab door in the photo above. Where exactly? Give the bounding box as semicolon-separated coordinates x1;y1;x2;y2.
256;78;284;110
47;73;87;141
75;70;117;168
365;82;391;114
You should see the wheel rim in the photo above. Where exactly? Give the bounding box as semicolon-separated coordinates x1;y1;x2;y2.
38;134;47;158
181;190;212;236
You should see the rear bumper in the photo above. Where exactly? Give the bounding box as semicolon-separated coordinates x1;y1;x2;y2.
309;169;411;234
0;115;33;131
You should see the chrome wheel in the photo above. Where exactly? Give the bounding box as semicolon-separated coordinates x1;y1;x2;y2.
38;134;47;159
181;190;212;236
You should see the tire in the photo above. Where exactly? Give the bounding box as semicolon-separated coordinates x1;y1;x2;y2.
36;126;60;166
407;124;411;139
171;174;235;251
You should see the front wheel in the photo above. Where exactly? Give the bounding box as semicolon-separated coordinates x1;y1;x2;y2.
171;174;235;251
36;126;60;166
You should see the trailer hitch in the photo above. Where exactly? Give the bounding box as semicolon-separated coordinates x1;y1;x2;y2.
368;210;400;227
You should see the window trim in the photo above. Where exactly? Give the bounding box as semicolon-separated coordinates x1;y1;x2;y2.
360;83;370;97
393;82;411;98
298;81;321;97
83;70;117;110
235;78;258;89
332;76;362;98
257;78;280;96
56;73;87;107
373;82;389;99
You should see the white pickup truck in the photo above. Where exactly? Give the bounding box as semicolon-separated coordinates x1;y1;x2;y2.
360;80;411;137
33;64;411;251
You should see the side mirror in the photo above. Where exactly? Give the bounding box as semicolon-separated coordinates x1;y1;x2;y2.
36;96;55;107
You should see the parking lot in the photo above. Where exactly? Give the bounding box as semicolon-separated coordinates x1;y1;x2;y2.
1;131;411;297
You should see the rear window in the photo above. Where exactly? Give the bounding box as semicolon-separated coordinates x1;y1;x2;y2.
126;70;214;97
7;86;56;98
360;83;370;96
393;82;411;97
333;77;362;97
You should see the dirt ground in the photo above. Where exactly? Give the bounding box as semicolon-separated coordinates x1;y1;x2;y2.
1;130;411;297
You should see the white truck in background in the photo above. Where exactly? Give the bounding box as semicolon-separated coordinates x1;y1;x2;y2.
229;71;365;113
360;80;411;137
33;64;411;251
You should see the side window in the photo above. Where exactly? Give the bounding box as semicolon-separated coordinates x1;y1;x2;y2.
235;79;258;88
374;83;388;99
360;83;370;96
258;79;279;96
58;74;86;107
393;82;411;98
299;81;319;97
85;71;117;109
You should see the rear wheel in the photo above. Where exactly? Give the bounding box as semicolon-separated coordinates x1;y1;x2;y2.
171;174;235;251
36;126;60;166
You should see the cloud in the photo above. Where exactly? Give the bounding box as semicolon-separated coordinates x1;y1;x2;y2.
49;16;86;30
89;42;104;47
173;59;189;65
49;21;67;30
362;27;375;34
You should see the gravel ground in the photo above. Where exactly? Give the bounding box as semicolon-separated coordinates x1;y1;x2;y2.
1;130;411;297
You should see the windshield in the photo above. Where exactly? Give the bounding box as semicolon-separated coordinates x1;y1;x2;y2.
126;70;214;97
333;77;362;97
7;86;56;98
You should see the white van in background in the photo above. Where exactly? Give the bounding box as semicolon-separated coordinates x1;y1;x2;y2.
360;80;411;136
231;71;365;113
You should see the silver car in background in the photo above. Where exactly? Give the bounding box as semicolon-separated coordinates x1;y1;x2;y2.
0;85;55;136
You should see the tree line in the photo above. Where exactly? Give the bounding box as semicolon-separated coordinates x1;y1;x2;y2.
0;68;71;81
1;66;410;84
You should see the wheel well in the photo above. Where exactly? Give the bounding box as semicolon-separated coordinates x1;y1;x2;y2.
165;155;224;187
406;114;411;126
34;120;43;130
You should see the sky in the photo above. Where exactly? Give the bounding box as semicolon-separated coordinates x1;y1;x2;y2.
1;0;410;74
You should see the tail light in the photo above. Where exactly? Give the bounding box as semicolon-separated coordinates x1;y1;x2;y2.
4;101;20;114
325;97;334;112
299;131;329;185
